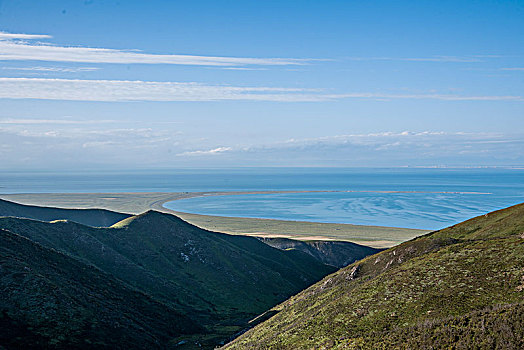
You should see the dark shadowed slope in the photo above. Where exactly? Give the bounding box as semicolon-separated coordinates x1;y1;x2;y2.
0;211;336;348
224;203;524;349
0;229;201;350
0;198;130;227
258;237;381;268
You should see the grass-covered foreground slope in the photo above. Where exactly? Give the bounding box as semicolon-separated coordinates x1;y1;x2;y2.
224;203;524;349
0;198;130;227
258;237;381;268
0;211;337;348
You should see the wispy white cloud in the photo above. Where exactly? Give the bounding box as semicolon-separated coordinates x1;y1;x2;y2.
0;78;521;103
0;117;184;126
330;92;524;102
0;32;51;40
241;131;524;156
2;66;100;73
160;131;524;167
501;67;524;71
13;129;61;138
178;147;232;156
0;125;178;148
216;67;269;71
233;131;524;165
346;56;482;63
0;31;311;67
0;78;328;102
0;118;116;125
255;131;462;150
2;125;523;168
0;124;184;168
82;140;118;148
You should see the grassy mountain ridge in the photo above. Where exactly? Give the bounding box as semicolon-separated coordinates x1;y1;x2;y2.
109;210;337;315
0;198;130;227
0;210;338;348
224;203;524;349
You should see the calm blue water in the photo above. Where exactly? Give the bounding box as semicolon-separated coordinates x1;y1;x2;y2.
2;168;524;229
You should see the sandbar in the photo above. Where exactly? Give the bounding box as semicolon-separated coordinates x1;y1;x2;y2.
0;191;429;248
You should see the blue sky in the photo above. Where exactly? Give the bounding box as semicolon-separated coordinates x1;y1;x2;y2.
0;0;523;169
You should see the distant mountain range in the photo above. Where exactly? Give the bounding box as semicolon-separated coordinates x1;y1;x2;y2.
224;203;524;349
0;198;377;348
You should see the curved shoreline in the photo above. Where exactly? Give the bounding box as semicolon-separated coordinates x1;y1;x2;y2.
0;191;430;248
160;189;493;230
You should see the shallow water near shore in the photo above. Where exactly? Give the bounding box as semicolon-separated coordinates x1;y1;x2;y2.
165;190;519;230
2;167;524;230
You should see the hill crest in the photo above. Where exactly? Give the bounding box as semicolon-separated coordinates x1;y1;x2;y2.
0;198;131;227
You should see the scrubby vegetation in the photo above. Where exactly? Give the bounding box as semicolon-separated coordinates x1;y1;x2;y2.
0;229;201;349
224;203;524;349
5;198;522;348
0;208;339;348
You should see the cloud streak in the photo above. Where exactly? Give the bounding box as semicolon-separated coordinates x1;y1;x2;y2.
2;126;523;168
0;124;183;168
0;118;116;125
178;147;233;156
0;32;310;67
0;78;328;102
0;78;521;103
346;56;483;63
331;92;524;102
2;66;100;73
0;32;51;40
229;131;524;166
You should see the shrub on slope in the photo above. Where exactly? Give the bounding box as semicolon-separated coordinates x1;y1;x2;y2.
224;203;524;349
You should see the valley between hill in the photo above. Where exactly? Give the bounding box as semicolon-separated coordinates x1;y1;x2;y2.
0;198;380;348
0;204;336;348
1;197;523;348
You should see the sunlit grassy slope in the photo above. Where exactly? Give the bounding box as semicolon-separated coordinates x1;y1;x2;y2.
224;203;524;349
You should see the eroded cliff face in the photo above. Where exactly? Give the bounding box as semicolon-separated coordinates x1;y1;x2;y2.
258;237;381;268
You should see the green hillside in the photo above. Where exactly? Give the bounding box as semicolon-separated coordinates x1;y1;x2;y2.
0;229;201;349
0;211;337;348
224;203;524;349
0;198;130;227
258;237;381;268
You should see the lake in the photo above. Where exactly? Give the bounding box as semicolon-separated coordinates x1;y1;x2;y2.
2;167;523;229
